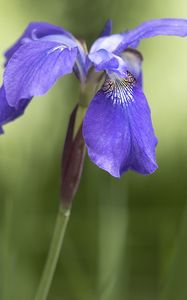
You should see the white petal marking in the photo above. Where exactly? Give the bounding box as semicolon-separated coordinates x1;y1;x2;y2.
102;72;136;107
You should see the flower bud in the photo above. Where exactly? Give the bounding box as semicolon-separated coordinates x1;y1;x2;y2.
61;105;86;209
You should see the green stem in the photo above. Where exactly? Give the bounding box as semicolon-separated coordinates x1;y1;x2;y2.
34;205;70;300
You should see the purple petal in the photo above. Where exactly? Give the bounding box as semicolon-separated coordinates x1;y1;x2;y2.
89;48;143;80
90;18;187;56
39;34;87;80
83;76;157;177
99;20;112;37
121;48;143;86
5;22;73;64
0;86;31;132
90;34;124;54
88;49;128;76
4;40;77;107
115;18;187;54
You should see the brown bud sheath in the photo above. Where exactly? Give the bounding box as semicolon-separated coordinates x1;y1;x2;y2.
61;105;86;209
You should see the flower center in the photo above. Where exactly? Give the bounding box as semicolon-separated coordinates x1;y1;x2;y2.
102;72;136;107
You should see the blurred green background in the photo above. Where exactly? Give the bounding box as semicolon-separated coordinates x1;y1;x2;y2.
0;0;187;299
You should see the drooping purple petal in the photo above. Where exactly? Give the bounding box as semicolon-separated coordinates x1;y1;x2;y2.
99;20;112;37
5;22;73;64
0;86;31;132
4;40;77;107
39;34;87;80
115;18;187;54
83;76;157;177
90;19;187;56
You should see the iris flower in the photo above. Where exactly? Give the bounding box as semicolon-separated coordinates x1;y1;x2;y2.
1;19;187;177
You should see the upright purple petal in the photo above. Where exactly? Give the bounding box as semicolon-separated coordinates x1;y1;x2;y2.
115;18;187;54
83;76;157;177
90;34;124;54
5;22;73;64
4;40;77;107
0;86;31;132
99;20;112;37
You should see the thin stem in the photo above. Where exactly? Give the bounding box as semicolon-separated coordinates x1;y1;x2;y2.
34;205;70;300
